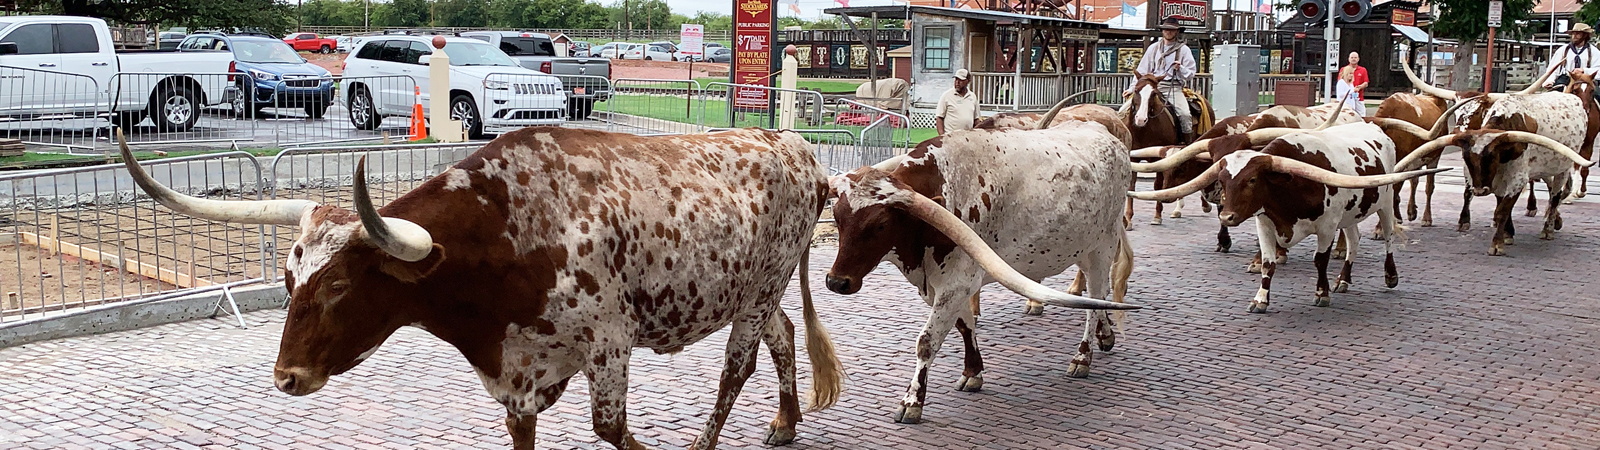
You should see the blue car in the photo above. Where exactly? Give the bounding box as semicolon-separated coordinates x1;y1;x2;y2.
178;33;336;118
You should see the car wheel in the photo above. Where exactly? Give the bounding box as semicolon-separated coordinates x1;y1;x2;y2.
112;110;146;130
304;102;330;119
645;56;652;61
229;84;256;118
349;86;380;130
450;95;484;140
320;45;332;54
151;83;200;132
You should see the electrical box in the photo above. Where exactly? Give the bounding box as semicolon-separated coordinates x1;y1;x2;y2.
1211;44;1262;118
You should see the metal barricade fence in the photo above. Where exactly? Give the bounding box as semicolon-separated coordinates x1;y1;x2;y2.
702;82;825;131
107;72;253;151
1065;73;1136;107
0;152;272;323
265;142;480;275
271;75;419;148
835;97;912;156
603;78;705;135
553;74;614;125
0;65;103;154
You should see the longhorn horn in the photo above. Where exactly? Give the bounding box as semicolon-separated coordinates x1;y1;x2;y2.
1128;160;1222;202
353;156;435;262
1129;146;1170;159
1036;94;1072;130
1500;131;1598;167
1395;133;1463;171
1266;155;1453;188
870;154;909;172
1402;59;1459;100
116;130;314;225
1367;117;1434;141
1426;96;1476;139
892;192;1141;310
1315;91;1349;131
1244;127;1308;146
1130;139;1211;172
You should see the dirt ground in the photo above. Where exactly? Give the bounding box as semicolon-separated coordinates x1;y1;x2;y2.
0;243;176;316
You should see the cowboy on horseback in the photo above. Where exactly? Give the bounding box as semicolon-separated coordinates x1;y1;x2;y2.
1127;17;1198;142
1544;23;1599;91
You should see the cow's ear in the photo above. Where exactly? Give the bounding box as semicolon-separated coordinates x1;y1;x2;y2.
379;244;446;283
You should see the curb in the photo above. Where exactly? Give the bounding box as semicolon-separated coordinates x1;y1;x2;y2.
0;283;289;348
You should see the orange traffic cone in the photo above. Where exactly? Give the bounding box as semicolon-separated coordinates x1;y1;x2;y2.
408;86;427;142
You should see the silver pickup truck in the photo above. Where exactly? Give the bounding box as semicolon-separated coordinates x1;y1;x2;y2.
458;31;611;119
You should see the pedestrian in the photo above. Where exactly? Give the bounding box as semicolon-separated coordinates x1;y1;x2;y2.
1545;23;1599;89
1344;52;1368;99
1335;65;1367;116
1127;17;1197;141
936;69;980;135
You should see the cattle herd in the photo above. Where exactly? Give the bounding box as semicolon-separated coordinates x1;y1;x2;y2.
109;60;1596;449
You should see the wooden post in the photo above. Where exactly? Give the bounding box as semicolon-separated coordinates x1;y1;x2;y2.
1484;26;1497;92
6;292;18;311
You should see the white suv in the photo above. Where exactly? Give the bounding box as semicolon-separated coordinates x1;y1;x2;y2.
341;35;565;139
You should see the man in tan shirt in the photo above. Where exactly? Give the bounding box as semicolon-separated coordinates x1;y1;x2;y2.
936;69;980;135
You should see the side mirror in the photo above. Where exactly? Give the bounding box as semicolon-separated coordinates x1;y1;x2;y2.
0;42;17;56
418;54;431;65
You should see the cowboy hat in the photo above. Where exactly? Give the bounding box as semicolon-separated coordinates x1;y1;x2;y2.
1158;17;1183;31
1571;23;1594;35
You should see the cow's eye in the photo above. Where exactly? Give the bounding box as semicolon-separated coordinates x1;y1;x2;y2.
327;280;350;297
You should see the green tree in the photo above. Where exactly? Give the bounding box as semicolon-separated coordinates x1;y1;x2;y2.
691;11;731;31
1431;0;1536;89
299;0;366;27
486;0;533;28
20;0;293;34
434;0;488;27
371;0;429;27
1577;3;1600;28
609;0;672;31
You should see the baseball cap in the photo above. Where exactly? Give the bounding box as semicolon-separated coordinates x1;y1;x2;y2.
955;69;969;80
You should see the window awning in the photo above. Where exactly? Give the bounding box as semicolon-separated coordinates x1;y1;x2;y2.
1391;24;1451;45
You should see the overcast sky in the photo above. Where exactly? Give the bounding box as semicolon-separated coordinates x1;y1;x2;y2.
666;0;1288;22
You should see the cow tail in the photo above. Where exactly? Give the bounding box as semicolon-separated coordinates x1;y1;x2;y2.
799;248;845;412
1110;225;1134;333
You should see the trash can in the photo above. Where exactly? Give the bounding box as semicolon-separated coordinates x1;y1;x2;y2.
1274;80;1317;107
1491;68;1508;93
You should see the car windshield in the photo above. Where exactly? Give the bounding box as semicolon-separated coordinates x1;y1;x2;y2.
443;41;518;66
233;40;303;63
498;37;555;56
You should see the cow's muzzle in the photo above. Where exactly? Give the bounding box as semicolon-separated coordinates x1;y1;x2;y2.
824;274;860;295
274;366;328;396
1217;212;1245;227
1472;187;1492;196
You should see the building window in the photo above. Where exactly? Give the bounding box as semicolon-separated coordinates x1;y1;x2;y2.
924;26;952;71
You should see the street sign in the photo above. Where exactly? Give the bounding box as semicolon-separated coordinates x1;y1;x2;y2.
679;24;705;59
1488;1;1502;27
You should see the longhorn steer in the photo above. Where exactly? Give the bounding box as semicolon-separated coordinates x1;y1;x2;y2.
1131;122;1448;313
823;117;1141;424
1373;92;1450;225
117;128;847;450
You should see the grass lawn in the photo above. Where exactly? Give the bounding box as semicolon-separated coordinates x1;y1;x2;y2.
694;78;865;94
599;93;933;146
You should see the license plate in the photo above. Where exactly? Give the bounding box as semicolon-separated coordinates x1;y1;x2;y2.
574;87;586;95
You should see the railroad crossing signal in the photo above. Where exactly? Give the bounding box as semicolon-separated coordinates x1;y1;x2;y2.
1298;0;1370;24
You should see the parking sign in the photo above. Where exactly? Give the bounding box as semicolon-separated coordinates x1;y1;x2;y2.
680;24;705;59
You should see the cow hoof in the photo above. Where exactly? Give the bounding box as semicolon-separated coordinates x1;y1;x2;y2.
1489;246;1506;256
1216;243;1231;253
1421;219;1434;227
1369;231;1384;240
1563;197;1575;205
1023;304;1044;316
956;374;984;392
1202;203;1212;213
1457;222;1471;232
1505;236;1514;246
763;425;797;446
1170;211;1183;219
1577;191;1588;198
1097;335;1116;351
1540;229;1556;240
1246;263;1262;274
1313;295;1331;307
1247;301;1269;314
1125;222;1134;231
1066;361;1091;378
893;404;923;424
1150;218;1163;226
1555;216;1565;230
1333;280;1350;293
1385;274;1399;288
1525;209;1538;217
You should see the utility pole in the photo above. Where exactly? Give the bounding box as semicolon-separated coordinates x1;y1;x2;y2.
364;0;370;30
624;0;631;40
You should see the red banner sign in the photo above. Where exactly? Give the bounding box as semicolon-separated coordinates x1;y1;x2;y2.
733;0;774;111
1154;0;1208;29
1391;9;1416;26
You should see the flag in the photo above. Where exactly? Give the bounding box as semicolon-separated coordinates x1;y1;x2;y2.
1122;1;1135;16
778;0;800;14
836;0;850;7
1255;0;1272;14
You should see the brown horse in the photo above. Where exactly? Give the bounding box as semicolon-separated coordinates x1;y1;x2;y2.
1564;70;1599;203
1122;72;1214;226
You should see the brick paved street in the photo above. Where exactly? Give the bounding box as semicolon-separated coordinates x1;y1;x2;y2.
4;174;1600;449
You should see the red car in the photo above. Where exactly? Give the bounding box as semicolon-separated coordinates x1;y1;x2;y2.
283;32;337;53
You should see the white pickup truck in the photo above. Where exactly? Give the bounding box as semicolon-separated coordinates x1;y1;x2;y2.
0;16;236;132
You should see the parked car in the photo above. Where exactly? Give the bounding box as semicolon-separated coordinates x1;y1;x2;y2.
646;40;680;60
0;16;235;131
705;47;731;64
178;33;335;118
330;35;357;53
458;31;611;119
597;42;629;59
283;32;337;53
569;40;591;57
342;35;566;139
156;31;186;50
622;43;674;61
